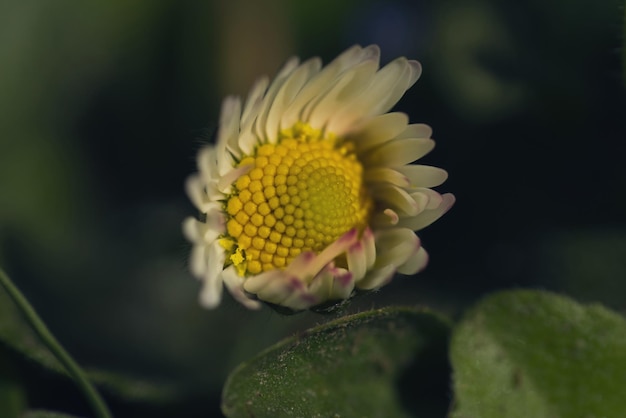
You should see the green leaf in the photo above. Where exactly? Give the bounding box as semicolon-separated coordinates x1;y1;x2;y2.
450;290;626;418
222;307;451;418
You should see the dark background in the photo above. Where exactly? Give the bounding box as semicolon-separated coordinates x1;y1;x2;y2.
1;0;624;416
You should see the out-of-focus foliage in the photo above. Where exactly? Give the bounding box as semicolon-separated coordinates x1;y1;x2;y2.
451;290;626;417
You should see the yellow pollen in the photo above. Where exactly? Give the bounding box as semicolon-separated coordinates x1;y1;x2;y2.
220;122;372;276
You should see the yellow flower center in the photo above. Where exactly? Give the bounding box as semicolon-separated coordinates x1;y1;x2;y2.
221;122;372;276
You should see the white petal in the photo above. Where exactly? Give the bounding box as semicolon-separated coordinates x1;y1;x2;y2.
238;77;269;155
189;244;207;278
241;76;269;128
237;131;259;156
364;167;410;187
182;217;201;241
328;268;355;300
371;208;400;228
222;266;262;310
362;138;435;167
374;228;421;270
373;59;421;115
397;246;429;275
185;175;206;211
362;227;376;270
305;59;379;130
397;165;448;188
254;57;300;143
396;123;432;140
198;241;226;308
371;184;419;216
216;96;241;176
347;241;367;281
280;282;319;311
243;269;283;294
182;214;223;247
357;264;396;290
347;112;409;152
303;229;360;277
256;275;315;308
265;58;321;140
410;188;444;211
410;191;430;216
307;268;334;300
217;164;253;193
284;251;317;278
333;58;417;132
280;45;381;129
399;193;456;231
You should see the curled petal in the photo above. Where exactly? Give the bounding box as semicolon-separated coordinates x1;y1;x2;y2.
397;246;429;275
399;193;456;231
357;264;396;290
347;241;367;281
371;184;420;216
364;167;410;187
374;228;421;270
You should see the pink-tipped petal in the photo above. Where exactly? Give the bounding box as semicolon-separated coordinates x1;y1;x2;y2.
362;227;376;270
280;281;319;310
284;251;317;277
347;241;367;281
330;269;355;300
306;228;359;275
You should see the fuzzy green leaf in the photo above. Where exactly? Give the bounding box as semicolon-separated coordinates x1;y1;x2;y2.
450;290;626;418
222;307;451;418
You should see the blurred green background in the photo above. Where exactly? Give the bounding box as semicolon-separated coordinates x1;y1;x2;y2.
0;0;624;416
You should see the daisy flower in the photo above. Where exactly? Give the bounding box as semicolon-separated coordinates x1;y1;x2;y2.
183;45;454;312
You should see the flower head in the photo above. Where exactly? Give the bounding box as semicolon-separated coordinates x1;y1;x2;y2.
183;45;454;312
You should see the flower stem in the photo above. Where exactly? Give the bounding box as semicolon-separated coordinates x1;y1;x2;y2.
0;268;112;418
